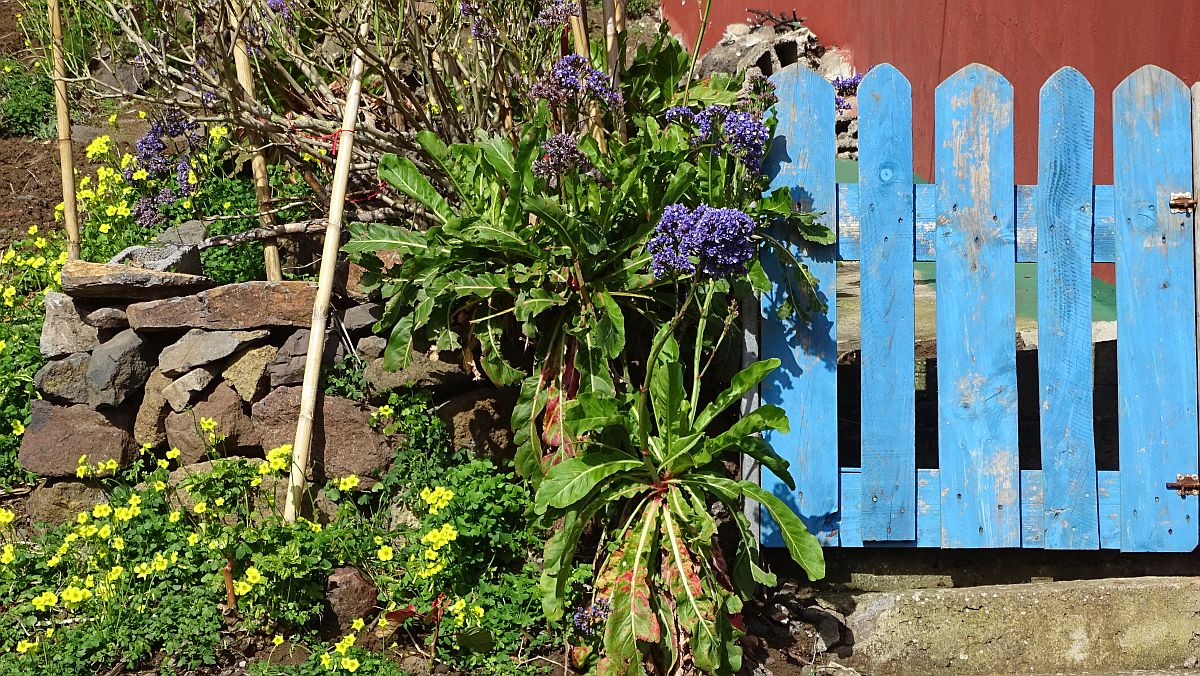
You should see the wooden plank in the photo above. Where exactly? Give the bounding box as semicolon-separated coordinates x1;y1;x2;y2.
1036;67;1101;550
839;468;940;547
740;289;763;541
934;64;1020;548
857;64;917;541
1113;65;1199;552
1015;185;1038;261
1093;185;1116;263
1021;470;1045;548
760;64;840;546
1097;471;1121;549
915;183;937;260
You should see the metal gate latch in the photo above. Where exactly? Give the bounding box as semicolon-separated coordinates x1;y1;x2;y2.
1166;474;1200;496
1169;192;1197;213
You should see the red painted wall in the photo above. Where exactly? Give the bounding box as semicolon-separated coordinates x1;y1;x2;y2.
663;0;1200;184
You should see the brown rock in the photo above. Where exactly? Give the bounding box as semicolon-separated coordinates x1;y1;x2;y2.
134;369;172;448
252;387;392;480
364;352;471;394
164;383;259;463
266;329;345;388
40;292;99;358
126;281;319;331
325;567;378;634
60;259;214;301
19;401;136;477
222;345;278;401
26;480;106;533
158;328;270;377
356;336;386;360
437;387;519;461
83;307;128;332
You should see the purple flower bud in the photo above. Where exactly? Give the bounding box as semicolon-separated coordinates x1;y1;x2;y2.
533;133;592;177
535;0;579;27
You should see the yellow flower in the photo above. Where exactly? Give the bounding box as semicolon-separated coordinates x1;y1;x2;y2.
351;617;365;631
378;616;389;628
132;169;148;181
98;223;111;234
27;224;36;235
61;585;92;605
272;634;284;646
92;504;112;518
334;633;356;654
423;548;438;561
31;591;58;611
209;125;229;143
168;510;181;523
234;580;251;595
375;404;394;418
245;566;263;584
97;524;111;539
15;639;37;654
214;497;224;507
107;565;123;581
107;113;117;125
11;420;24;436
105;205;117;217
138;110;147;119
187;533;200;546
128;495;141;507
34;237;46;249
377;545;393;562
419;486;454;514
76;512;89;524
341;657;360;672
154;481;166;492
0;544;15;564
0;508;14;526
472;605;484;618
320;653;333;668
113;507;133;522
193;501;207;514
111;537;123;551
85;135;111;160
187;170;198;185
157;459;169;469
337;475;360;491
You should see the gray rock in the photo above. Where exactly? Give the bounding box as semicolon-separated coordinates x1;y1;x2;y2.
266;329;345;388
135;369;172;448
356;336;386;360
19;401;136;477
83;307;128;332
340;303;381;335
60;260;215;301
86;329;154;408
364;351;471;394
109;243;201;275
34;353;92;404
40;292;99;358
162;367;218;413
159;328;270;377
154;220;207;247
26;481;107;534
222;345;278;401
91;57;147;95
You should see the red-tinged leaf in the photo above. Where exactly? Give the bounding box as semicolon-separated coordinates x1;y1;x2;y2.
600;501;662;668
385;605;419;624
570;644;593;670
542;383;564;447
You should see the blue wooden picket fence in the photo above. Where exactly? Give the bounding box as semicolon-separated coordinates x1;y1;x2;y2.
752;63;1199;552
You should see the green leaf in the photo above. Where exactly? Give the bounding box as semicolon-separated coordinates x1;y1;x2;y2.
650;358;689;456
705;404;789;455
592;291;626;358
382;314;415;372
480;318;525;386
540;510;585;620
694;358;780;431
706;434;794;491
513;373;552;483
477;132;516;182
747;258;771;293
534;452;644;515
525;196;578;252
576;334;616;396
378;154;453;224
739;482;825;581
514;288;565;323
343;223;430;254
602;500;662;666
563;391;621;439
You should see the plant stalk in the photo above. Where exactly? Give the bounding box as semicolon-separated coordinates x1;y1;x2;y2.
47;0;80;260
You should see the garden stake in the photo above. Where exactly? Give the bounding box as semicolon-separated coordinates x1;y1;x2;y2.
47;0;80;260
284;5;371;522
568;12;605;151
230;3;283;281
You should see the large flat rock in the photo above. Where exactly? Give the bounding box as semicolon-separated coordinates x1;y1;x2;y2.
127;281;318;331
59;259;214;301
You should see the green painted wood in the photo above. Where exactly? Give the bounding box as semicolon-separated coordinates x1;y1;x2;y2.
1113;65;1199;552
1036;67;1100;550
857;64;917;541
934;64;1020;548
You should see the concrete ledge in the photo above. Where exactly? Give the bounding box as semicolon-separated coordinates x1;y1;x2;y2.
842;576;1200;674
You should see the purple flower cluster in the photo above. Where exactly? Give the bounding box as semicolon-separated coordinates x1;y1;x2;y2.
264;0;297;32
535;0;579;27
128;110;201;227
572;599;611;636
664;104;770;171
530;54;622;108
458;0;479;15
533;133;592;177
133;196;163;229
648;204;757;279
832;72;864;111
470;17;498;39
740;73;778;111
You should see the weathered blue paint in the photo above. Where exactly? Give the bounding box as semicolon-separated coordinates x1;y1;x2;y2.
1021;470;1044;548
1097;471;1121;550
1113;65;1199;552
857;64;917;541
839;469;941;547
1036;67;1101;550
759;64;840;546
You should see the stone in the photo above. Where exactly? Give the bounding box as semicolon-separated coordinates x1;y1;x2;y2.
26;480;107;533
86;329;155;408
325;567;378;635
126;281;319;331
19;401;136;477
91;56;147;95
154;220;207;247
34;353;92;405
340;303;381;335
252;387;391;480
159;328;270;377
40;292;99;358
436;388;519;460
364;352;471;394
83;307;128;332
134;369;173;448
266;329;345;388
164;383;259;464
109;243;202;275
162;367;218;412
60;259;215;301
356;336;386;360
222;345;278;401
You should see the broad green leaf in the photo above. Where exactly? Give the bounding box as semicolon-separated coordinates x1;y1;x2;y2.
660;509;721;671
378;154;453;223
540;509;585;620
382;314;415;372
343;223;430;254
534;452;643;515
514;288;565;323
592;291;626;358
705;435;794;491
477;132;516;181
705;404;789;455
563;391;621;438
480;318;525;386
575;334;615;396
602;501;662;666
525;196;579;252
513;373;551;482
739;482;825;581
650;359;689;456
694;358;780;431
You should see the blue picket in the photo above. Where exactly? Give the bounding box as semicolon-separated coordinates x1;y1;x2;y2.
1112;65;1199;552
1035;67;1100;549
934;64;1020;548
856;64;917;541
759;64;840;545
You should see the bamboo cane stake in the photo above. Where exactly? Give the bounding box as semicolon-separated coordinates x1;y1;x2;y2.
230;4;282;281
568;13;605;150
283;10;371;522
47;0;80;260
